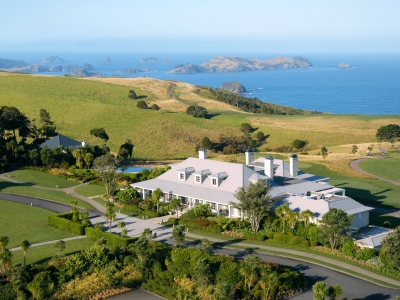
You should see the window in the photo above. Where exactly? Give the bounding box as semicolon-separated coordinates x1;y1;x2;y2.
359;212;362;219
210;202;216;210
179;173;185;180
212;178;217;186
195;175;201;183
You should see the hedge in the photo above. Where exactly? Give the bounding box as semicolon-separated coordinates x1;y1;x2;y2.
48;213;86;235
85;227;137;248
243;232;265;241
123;204;164;218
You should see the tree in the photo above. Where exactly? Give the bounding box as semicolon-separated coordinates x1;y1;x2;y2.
186;105;207;118
232;180;278;232
128;89;137;99
90;127;109;143
53;240;66;256
72;148;85;169
172;224;185;247
194;203;211;218
93;154;121;197
321;146;328;159
84;152;94;169
105;202;116;233
319;208;353;249
170;197;182;218
312;281;328;300
70;199;78;211
376;124;400;143
118;139;134;160
258;265;280;300
0;106;31;140
0;235;9;251
380;226;400;270
200;136;213;150
118;187;139;204
275;204;291;233
199;238;213;253
38;108;57;139
152;188;163;213
351;144;358;154
192;258;211;287
20;240;31;267
27;271;54;300
300;209;315;235
151;104;160;111
0;249;12;274
328;284;343;300
137;100;148;109
256;131;268;142
240;254;261;293
292;139;307;149
240;123;254;134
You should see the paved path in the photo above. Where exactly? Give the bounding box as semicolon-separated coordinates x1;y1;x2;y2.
0;172;106;212
10;236;86;251
349;157;400;186
186;232;400;289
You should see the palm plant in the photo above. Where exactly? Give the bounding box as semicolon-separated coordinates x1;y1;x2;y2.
0;235;9;251
275;204;291;233
105;202;116;233
20;240;31;267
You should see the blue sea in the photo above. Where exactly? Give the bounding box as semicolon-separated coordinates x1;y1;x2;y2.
1;51;400;115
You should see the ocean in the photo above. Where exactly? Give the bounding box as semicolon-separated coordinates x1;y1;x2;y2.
1;51;400;115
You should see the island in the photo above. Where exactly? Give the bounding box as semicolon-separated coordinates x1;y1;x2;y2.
42;56;65;64
168;55;312;73
220;81;247;94
338;63;351;68
140;57;159;63
123;68;152;74
164;58;173;63
0;58;28;69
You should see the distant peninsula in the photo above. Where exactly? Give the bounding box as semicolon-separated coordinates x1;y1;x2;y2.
42;56;65;64
168;55;312;73
0;58;28;69
220;81;247;94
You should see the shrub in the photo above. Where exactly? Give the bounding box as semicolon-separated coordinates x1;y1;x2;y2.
137;101;148;109
151;104;160;111
243;232;265;241
310;241;318;247
289;236;304;245
48;213;87;235
168;217;178;225
301;240;310;247
274;233;290;242
341;239;356;257
85;227;137;248
356;248;376;261
267;232;275;240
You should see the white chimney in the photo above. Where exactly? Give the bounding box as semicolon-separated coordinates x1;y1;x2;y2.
198;148;207;159
289;154;298;177
264;156;274;178
245;149;254;165
82;140;86;147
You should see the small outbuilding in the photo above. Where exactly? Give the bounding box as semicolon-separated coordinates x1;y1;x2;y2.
40;134;83;150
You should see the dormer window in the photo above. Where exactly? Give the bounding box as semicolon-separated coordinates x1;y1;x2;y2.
179;173;185;180
212;178;217;186
195;175;201;183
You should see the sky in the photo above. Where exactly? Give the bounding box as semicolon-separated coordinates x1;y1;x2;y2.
1;0;400;53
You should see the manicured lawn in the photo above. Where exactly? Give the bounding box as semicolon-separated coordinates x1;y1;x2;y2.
9;170;78;188
74;184;106;197
358;152;400;182
298;162;400;210
0;180;94;210
0;200;76;248
12;238;95;265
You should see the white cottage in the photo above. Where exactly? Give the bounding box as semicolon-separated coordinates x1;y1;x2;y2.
132;149;373;229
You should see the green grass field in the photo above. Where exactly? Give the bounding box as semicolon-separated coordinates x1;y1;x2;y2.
74;184;106;197
9;170;78;188
0;180;94;209
298;162;400;211
358;151;400;182
12;238;94;265
1;74;399;159
0;200;76;248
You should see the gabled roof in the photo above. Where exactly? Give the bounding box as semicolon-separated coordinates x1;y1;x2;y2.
278;195;373;218
40;134;81;150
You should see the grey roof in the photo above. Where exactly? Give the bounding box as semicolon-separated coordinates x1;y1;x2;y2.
210;172;229;178
269;181;335;197
40;134;81;150
176;167;195;173
354;227;392;248
193;169;212;176
279;195;373;218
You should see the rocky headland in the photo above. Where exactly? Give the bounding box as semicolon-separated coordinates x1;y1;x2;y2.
338;63;351;68
220;81;247;94
140;57;159;63
42;56;65;64
0;58;28;69
168;55;312;73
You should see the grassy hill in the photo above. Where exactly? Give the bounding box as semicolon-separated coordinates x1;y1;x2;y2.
0;72;399;161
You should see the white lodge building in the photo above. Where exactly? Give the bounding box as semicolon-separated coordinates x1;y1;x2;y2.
132;149;373;229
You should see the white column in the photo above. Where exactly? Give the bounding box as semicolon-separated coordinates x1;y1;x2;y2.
216;203;220;216
228;205;231;218
142;189;146;199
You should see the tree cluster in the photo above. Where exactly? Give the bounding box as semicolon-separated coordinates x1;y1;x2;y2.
376;124;400;143
186;105;208;118
194;86;322;115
